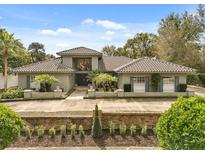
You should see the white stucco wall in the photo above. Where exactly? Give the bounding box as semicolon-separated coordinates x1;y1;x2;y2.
92;56;99;70
18;73;74;92
62;56;73;68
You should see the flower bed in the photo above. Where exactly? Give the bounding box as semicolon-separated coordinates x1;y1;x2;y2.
10;129;158;148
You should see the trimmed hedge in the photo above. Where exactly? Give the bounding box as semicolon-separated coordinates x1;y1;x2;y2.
124;84;131;92
0;88;24;99
156;96;205;150
0;104;24;149
178;84;187;92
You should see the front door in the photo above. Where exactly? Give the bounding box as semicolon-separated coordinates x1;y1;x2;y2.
163;77;175;92
75;74;88;86
133;77;145;92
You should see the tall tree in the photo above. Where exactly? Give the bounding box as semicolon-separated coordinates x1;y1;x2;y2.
0;29;16;90
157;5;205;70
123;33;158;59
102;45;117;56
28;42;46;63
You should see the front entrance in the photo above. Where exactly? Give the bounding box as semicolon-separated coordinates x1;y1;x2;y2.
75;73;88;86
163;77;175;92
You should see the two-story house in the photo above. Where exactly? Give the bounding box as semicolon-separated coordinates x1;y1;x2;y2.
13;47;195;92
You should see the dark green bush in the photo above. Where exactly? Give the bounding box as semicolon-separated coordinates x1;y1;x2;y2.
178;84;187;92
0;88;23;99
156;96;205;150
0;104;24;149
187;73;205;87
198;73;205;86
124;84;131;92
92;104;102;138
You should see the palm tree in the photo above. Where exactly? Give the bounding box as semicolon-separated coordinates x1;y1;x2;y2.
0;29;16;90
28;42;46;63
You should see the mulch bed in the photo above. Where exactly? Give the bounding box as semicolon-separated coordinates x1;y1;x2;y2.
10;129;158;148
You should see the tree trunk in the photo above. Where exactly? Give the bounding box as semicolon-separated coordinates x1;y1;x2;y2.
3;49;8;90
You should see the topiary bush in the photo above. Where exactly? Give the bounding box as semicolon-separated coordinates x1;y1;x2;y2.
92;104;103;138
0;88;23;99
0;104;24;149
124;84;131;92
156;96;205;150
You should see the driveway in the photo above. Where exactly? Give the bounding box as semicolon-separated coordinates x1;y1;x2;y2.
188;85;205;96
4;96;176;116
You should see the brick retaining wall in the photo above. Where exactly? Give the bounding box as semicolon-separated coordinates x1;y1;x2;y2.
22;111;161;130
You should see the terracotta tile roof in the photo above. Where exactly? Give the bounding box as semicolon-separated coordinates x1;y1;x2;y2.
56;47;102;56
99;56;133;72
114;57;195;73
12;58;75;73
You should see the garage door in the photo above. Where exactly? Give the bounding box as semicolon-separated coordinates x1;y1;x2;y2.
133;77;145;92
163;77;175;92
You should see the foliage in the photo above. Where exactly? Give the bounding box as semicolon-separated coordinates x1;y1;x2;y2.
70;124;77;138
23;126;31;140
187;73;205;87
156;96;205;149
130;124;137;137
0;104;24;149
37;126;45;138
141;125;148;137
178;84;187;92
28;42;54;63
124;84;131;92
49;127;56;139
0;87;23;99
109;121;116;136
102;45;118;56
94;73;117;91
86;69;100;88
123;33;158;58
92;104;103;138
79;125;85;138
119;123;127;136
151;74;161;92
34;74;59;92
157;5;205;71
60;125;66;138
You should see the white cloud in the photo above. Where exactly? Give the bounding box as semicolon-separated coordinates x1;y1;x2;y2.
105;31;115;35
56;28;71;34
96;20;126;30
124;33;133;38
56;42;70;47
40;28;71;36
81;18;94;25
40;29;57;36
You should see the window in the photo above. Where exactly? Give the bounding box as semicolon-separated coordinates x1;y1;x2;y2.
133;77;145;83
163;77;174;84
73;58;92;71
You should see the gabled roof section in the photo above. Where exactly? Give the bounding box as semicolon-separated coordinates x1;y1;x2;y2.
56;47;102;56
114;57;195;73
99;56;133;72
12;58;75;73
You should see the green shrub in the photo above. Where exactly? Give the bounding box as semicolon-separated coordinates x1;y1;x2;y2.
119;123;127;136
156;96;205;150
0;104;24;149
23;126;31;140
60;125;66;138
37;126;45;138
49;127;56;139
198;73;205;86
178;84;187;92
0;88;23;99
79;125;85;138
124;84;131;92
187;73;205;87
141;125;148;137
109;121;115;136
92;104;103;138
130;124;136;137
71;124;77;138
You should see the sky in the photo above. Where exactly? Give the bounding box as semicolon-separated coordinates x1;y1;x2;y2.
0;4;198;55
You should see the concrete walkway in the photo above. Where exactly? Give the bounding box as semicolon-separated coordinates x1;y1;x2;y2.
6;146;160;150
